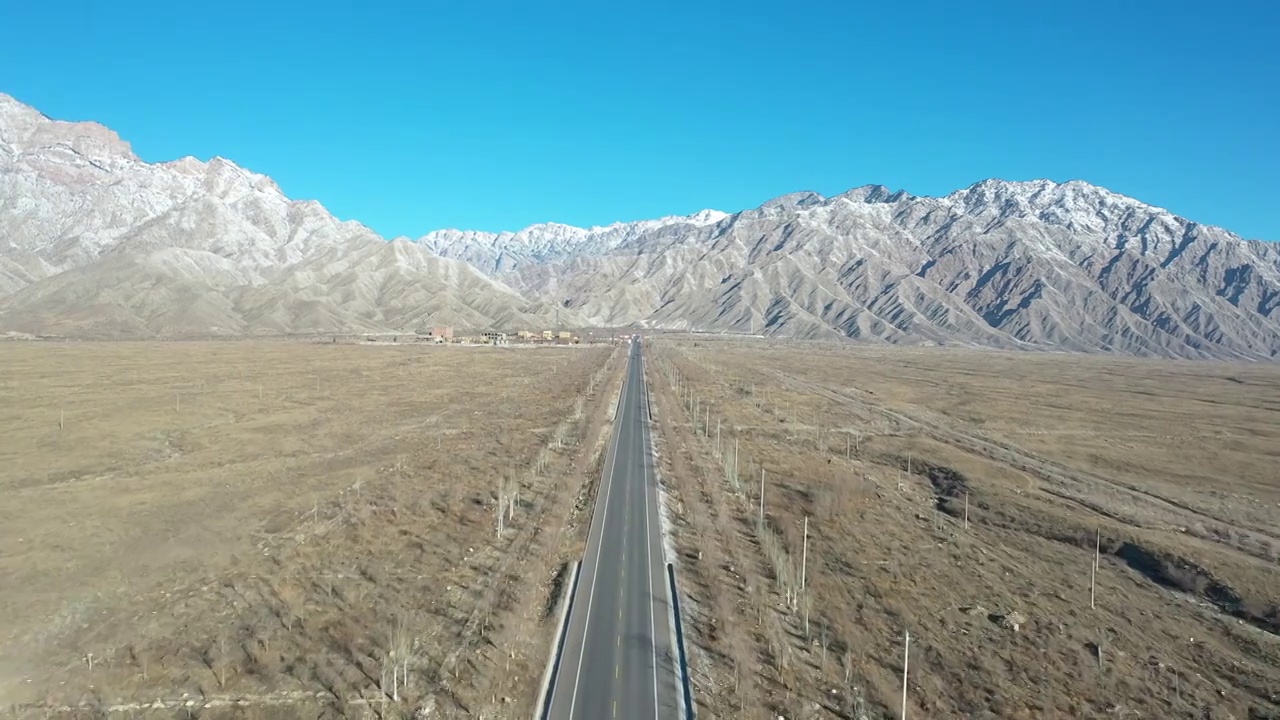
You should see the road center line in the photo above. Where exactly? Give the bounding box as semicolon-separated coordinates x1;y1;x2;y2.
565;349;629;719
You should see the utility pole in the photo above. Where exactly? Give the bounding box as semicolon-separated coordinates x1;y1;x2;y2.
1091;528;1101;609
901;630;910;720
1090;558;1096;609
800;516;809;592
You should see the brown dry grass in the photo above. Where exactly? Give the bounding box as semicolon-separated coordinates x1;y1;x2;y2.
646;338;1280;720
0;340;623;718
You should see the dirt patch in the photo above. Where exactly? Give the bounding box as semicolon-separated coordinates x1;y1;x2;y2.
890;454;973;514
1114;541;1279;636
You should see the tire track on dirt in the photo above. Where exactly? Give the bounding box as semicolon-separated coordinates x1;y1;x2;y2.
771;370;1280;562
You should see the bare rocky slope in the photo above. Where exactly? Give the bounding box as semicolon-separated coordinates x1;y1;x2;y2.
3;93;1278;358
424;185;1280;360
0;93;569;337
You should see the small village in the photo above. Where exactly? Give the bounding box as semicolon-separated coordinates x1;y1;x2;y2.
426;326;581;345
356;326;634;346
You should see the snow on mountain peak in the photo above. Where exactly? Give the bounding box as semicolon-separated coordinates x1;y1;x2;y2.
0;93;380;272
0;93;136;164
684;208;730;225
761;191;826;211
947;178;1152;214
835;185;913;204
417;207;729;275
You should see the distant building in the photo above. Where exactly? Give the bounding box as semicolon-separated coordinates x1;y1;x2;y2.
558;331;572;340
481;331;509;345
542;330;554;340
431;326;454;340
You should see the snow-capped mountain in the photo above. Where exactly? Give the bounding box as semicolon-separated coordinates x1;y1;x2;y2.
426;180;1280;359
0;93;572;336
2;92;1277;358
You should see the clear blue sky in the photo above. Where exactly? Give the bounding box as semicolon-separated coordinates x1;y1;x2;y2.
2;0;1277;239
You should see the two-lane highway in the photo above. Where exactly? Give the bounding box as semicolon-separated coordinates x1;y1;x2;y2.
546;338;680;719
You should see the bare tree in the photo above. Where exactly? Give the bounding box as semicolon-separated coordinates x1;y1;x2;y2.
497;473;506;537
214;632;230;688
386;614;413;701
276;582;305;632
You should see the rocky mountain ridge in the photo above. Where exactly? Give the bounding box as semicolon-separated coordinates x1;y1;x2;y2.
421;180;1280;359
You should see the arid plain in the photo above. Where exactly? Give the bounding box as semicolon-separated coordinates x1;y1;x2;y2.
3;337;1279;719
0;340;624;718
645;338;1280;719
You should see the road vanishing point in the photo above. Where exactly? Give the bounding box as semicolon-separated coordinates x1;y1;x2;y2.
545;337;681;719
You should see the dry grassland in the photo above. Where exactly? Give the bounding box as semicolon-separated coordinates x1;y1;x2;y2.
646;338;1280;719
0;340;622;718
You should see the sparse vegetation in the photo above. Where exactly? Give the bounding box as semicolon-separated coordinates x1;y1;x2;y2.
648;337;1280;719
0;340;626;718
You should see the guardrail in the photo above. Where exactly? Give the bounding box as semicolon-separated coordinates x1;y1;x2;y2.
535;560;581;719
667;562;696;719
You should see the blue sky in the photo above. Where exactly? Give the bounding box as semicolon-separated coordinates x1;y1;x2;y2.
2;0;1277;239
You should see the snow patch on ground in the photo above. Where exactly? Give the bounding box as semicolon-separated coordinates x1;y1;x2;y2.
642;354;678;562
655;450;677;563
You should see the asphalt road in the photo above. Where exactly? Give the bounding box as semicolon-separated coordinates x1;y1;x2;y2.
545;338;680;719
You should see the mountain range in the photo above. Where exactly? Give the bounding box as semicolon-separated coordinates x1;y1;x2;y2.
0;94;568;337
2;93;1278;359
